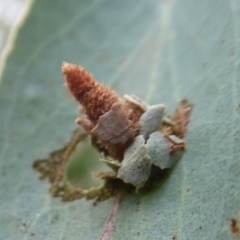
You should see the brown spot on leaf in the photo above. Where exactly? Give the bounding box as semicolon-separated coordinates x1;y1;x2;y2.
172;235;177;240
19;222;29;232
237;104;240;111
231;218;240;236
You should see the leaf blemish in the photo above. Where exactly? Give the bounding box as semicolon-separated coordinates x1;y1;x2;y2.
231;218;240;236
19;222;29;232
33;63;193;203
172;235;177;240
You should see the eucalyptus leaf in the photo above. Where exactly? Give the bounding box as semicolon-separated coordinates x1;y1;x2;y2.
0;0;240;239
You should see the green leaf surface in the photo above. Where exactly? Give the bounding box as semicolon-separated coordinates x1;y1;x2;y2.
1;0;240;239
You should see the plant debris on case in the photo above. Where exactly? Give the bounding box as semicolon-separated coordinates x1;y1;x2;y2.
33;63;193;202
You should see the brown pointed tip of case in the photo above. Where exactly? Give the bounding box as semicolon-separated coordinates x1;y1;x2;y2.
62;62;121;123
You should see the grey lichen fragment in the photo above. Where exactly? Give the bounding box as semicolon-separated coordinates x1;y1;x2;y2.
90;103;134;144
117;135;152;189
146;132;183;169
147;132;171;169
140;104;165;139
